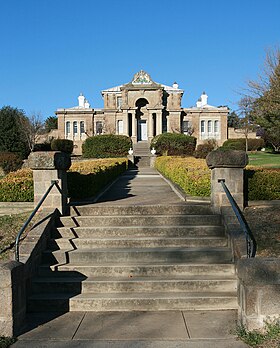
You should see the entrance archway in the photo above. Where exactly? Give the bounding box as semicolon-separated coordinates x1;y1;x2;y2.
135;98;149;141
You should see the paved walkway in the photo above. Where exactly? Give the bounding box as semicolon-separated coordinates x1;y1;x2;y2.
12;167;248;347
0;202;33;216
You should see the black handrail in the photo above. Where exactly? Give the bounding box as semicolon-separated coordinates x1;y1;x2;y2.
218;179;257;258
15;180;62;262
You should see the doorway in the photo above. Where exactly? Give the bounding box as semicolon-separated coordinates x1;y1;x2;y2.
138;120;147;141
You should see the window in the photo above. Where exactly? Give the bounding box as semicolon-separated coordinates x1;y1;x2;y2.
208;120;212;133
80;121;85;134
182;120;189;133
201;120;205;133
117;96;122;109
214;120;219;133
73;121;78;134
96;121;103;134
66;121;70;134
117;120;123;134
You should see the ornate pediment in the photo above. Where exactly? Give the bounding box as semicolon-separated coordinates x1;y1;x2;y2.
132;70;153;85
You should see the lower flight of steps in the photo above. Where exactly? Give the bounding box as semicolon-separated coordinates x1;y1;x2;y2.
27;204;237;312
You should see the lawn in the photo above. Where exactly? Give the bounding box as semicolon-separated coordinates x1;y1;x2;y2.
248;152;280;168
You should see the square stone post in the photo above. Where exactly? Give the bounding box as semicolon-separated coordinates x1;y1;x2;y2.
131;110;137;143
156;111;162;135
206;150;248;213
28;151;71;215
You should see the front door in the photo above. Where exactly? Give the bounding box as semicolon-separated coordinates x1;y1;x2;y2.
138;120;147;141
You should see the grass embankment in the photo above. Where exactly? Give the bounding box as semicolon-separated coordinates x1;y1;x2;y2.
248;152;280;168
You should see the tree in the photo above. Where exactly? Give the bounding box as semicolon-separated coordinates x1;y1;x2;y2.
245;48;280;151
45;116;58;132
227;111;240;128
0;106;30;158
19;113;45;152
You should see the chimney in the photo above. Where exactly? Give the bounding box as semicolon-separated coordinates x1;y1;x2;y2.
78;93;85;107
84;99;90;109
201;91;208;107
173;82;179;89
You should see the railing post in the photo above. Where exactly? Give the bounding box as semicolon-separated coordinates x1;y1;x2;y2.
27;151;71;215
206;150;248;213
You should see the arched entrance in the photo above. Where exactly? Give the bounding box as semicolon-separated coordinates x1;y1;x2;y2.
135;98;149;141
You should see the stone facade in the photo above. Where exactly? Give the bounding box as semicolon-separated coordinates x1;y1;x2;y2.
56;70;229;154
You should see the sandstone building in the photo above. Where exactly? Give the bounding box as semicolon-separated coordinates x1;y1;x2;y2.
56;70;229;154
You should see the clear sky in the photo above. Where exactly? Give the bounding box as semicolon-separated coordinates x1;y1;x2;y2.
0;0;279;120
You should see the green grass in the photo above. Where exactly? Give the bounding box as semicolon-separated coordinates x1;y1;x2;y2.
248;152;280;168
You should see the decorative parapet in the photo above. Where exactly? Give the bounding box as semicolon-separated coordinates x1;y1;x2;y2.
237;258;280;330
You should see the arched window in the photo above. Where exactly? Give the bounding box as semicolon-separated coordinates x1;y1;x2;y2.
80;121;85;134
214;120;219;133
66;121;70;134
201;120;205;133
208;120;212;133
73;121;78;134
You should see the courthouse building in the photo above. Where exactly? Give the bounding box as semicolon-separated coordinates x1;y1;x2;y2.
56;70;229;154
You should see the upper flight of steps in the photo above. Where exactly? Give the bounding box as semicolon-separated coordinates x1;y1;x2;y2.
27;204;237;312
133;141;151;167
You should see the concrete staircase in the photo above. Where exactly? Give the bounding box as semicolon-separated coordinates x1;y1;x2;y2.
133;141;150;167
27;204;237;312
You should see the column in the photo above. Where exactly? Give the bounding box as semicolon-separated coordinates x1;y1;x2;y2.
131;110;137;143
148;111;154;141
156;111;162;135
122;110;129;136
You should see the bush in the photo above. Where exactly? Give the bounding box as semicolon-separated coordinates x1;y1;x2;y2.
68;158;128;199
222;138;265;151
51;139;73;154
0;152;23;174
33;142;52;151
245;167;280;200
151;133;197;156
155;156;211;197
82;135;132;158
0;169;33;201
194;139;217;159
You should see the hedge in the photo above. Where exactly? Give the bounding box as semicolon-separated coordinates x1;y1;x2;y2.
67;158;128;199
82;135;132;158
155;156;211;197
151;133;197;156
222;138;265;151
51;139;74;153
245;167;280;200
0;169;33;202
0;152;23;174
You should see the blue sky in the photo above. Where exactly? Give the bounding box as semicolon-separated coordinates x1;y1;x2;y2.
0;0;279;120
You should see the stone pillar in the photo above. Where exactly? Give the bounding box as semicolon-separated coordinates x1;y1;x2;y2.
122;110;129;136
206;150;248;213
148;111;154;141
156;111;162;135
131;110;137;143
28;151;71;215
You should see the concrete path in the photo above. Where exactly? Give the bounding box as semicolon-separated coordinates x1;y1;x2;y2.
12;168;248;347
0;202;33;216
12;310;248;347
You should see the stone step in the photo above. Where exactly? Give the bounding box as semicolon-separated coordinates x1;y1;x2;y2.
42;247;233;265
60;215;222;228
54;225;225;239
27;292;238;312
31;276;237;294
69;204;213;216
48;236;228;250
38;262;235;278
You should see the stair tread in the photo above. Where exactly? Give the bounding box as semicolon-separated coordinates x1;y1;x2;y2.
50;236;226;241
58;225;222;230
29;291;238;300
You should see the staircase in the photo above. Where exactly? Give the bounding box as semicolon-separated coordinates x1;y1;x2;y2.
27;204;237;312
133;141;150;167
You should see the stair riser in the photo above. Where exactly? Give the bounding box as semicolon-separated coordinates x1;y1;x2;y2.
28;298;237;312
72;216;222;227
43;250;232;265
54;226;225;239
69;205;213;216
48;238;228;250
31;280;237;294
38;264;235;278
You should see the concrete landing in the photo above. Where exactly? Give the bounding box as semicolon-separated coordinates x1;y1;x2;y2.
12;310;248;347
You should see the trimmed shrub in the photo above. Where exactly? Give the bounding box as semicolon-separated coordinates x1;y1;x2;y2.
68;158;128;199
51;139;73;154
33;142;52;151
0;152;23;174
194;139;217;159
151;133;197;156
82;135;132;158
155;156;211;197
222;138;265;151
245;167;280;200
0;168;33;201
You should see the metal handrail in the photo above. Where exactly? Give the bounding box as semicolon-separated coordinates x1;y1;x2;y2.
218;179;257;258
15;180;62;262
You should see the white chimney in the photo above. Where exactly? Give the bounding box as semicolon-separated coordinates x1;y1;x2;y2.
201;91;208;107
173;82;178;89
84;99;90;109
78;93;85;107
196;97;202;108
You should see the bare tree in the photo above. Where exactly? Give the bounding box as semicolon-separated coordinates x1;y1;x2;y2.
19;113;45;152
